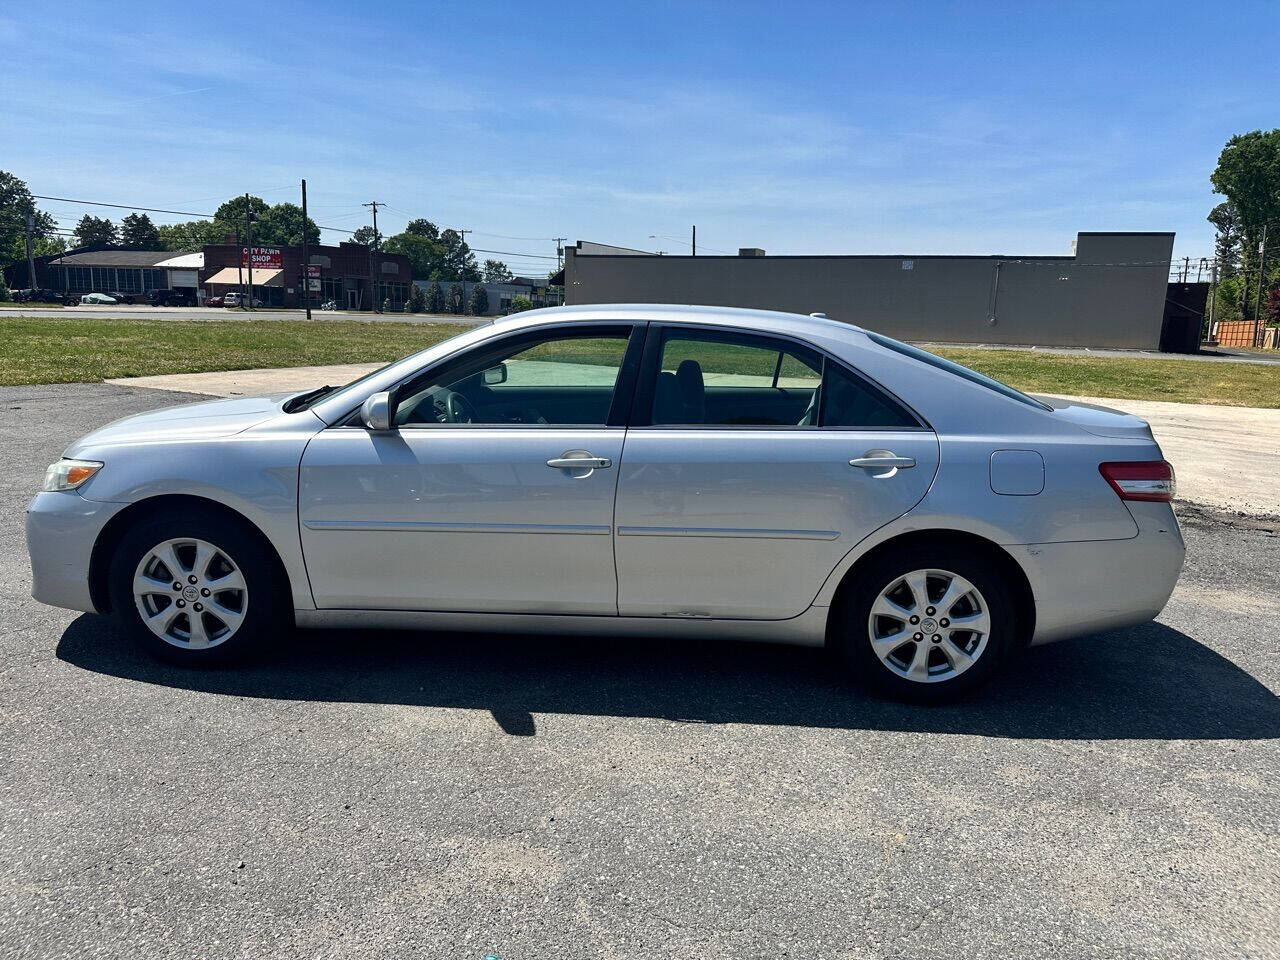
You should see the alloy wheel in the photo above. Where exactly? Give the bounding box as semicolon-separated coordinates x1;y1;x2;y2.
132;538;249;650
866;568;992;683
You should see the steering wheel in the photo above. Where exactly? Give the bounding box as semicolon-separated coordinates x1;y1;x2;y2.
443;390;477;424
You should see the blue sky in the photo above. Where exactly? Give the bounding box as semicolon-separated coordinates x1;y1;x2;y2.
2;0;1276;271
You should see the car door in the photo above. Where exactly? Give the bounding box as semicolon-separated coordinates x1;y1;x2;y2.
298;322;643;614
613;324;939;620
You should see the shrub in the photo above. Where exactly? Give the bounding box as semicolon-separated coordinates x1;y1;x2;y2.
509;295;533;313
425;280;445;313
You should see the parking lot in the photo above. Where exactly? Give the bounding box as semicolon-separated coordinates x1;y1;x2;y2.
2;382;1278;958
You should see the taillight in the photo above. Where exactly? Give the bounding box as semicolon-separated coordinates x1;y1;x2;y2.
1099;461;1175;502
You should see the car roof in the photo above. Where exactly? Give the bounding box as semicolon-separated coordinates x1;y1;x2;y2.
487;303;869;343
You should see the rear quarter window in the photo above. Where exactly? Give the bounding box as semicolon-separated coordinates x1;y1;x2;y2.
866;332;1050;411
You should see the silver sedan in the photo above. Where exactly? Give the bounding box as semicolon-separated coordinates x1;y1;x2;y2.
27;305;1184;700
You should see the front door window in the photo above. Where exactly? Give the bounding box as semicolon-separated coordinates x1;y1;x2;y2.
394;329;633;427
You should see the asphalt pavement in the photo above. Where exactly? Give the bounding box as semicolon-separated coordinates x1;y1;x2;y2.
0;304;486;325
1;383;1277;959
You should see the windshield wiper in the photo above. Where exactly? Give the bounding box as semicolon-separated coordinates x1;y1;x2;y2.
283;385;336;413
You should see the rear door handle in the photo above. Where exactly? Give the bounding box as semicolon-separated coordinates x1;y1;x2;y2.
849;455;915;469
547;456;613;469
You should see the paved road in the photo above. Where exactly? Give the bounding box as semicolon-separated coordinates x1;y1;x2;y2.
0;304;486;325
2;383;1278;959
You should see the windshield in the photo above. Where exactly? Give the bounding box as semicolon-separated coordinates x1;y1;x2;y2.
866;332;1050;411
316;325;485;410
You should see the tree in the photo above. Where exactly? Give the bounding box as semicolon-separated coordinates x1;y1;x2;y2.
0;171;56;270
120;212;161;249
352;225;382;248
1207;202;1243;279
158;219;228;251
0;271;10;301
403;218;440;241
214;195;270;229
383;231;445;280
447;282;465;314
253;202;319;246
1211;130;1280;301
425;280;445;313
406;283;427;313
440;228;480;281
74;214;118;247
509;295;533;313
469;283;490;315
483;259;513;283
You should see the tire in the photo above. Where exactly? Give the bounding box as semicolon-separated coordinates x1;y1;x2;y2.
108;508;288;665
832;542;1018;702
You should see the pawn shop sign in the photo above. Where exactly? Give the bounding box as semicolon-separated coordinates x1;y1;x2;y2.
242;247;283;270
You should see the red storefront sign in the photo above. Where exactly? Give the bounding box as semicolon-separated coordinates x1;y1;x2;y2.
241;247;283;270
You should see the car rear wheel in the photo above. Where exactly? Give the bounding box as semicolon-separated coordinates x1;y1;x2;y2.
834;544;1016;701
108;511;287;664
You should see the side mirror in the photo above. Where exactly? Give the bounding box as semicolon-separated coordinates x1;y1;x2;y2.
360;391;393;431
482;363;508;386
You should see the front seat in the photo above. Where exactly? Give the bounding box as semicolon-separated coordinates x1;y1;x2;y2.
653;359;706;423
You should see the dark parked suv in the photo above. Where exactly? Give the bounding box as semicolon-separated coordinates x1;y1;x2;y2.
146;288;196;306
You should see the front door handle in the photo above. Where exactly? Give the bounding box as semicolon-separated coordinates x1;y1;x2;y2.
547;455;613;470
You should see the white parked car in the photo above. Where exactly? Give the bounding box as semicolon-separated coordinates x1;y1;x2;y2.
79;292;121;305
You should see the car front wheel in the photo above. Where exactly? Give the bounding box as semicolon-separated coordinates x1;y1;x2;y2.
108;511;286;664
834;544;1016;701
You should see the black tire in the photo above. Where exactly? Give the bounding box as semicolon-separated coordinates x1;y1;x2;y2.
831;542;1018;702
108;507;288;665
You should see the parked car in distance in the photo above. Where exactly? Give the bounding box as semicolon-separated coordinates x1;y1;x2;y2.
222;292;262;308
204;295;225;307
79;292;121;304
107;291;139;304
147;288;196;307
319;300;339;310
11;288;64;303
27;305;1184;701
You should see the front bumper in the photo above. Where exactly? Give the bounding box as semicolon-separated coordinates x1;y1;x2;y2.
26;491;126;613
1009;500;1185;645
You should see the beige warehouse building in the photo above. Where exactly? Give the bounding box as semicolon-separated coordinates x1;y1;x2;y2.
561;232;1175;350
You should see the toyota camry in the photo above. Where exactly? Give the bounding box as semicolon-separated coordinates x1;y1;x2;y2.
27;305;1184;699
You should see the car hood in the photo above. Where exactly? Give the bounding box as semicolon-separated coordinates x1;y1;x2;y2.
64;394;291;453
1035;395;1155;440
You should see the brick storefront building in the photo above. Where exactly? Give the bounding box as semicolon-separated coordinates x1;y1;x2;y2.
200;241;413;310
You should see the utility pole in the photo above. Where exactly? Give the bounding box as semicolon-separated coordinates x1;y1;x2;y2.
363;201;381;313
236;206;245;307
692;224;697;256
1252;224;1268;348
24;213;36;290
1181;256;1190;282
301;179;311;320
553;237;567;270
1208;256;1218;343
245;193;254;311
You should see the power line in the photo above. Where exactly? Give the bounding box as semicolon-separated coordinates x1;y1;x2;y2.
32;193;359;237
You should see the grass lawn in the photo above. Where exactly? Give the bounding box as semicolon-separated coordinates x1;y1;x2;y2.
937;348;1280;408
1;314;1278;408
0;315;473;387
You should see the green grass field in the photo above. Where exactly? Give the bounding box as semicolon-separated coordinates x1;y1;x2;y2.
1;314;1278;407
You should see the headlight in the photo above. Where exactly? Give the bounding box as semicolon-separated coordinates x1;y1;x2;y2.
43;459;103;492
